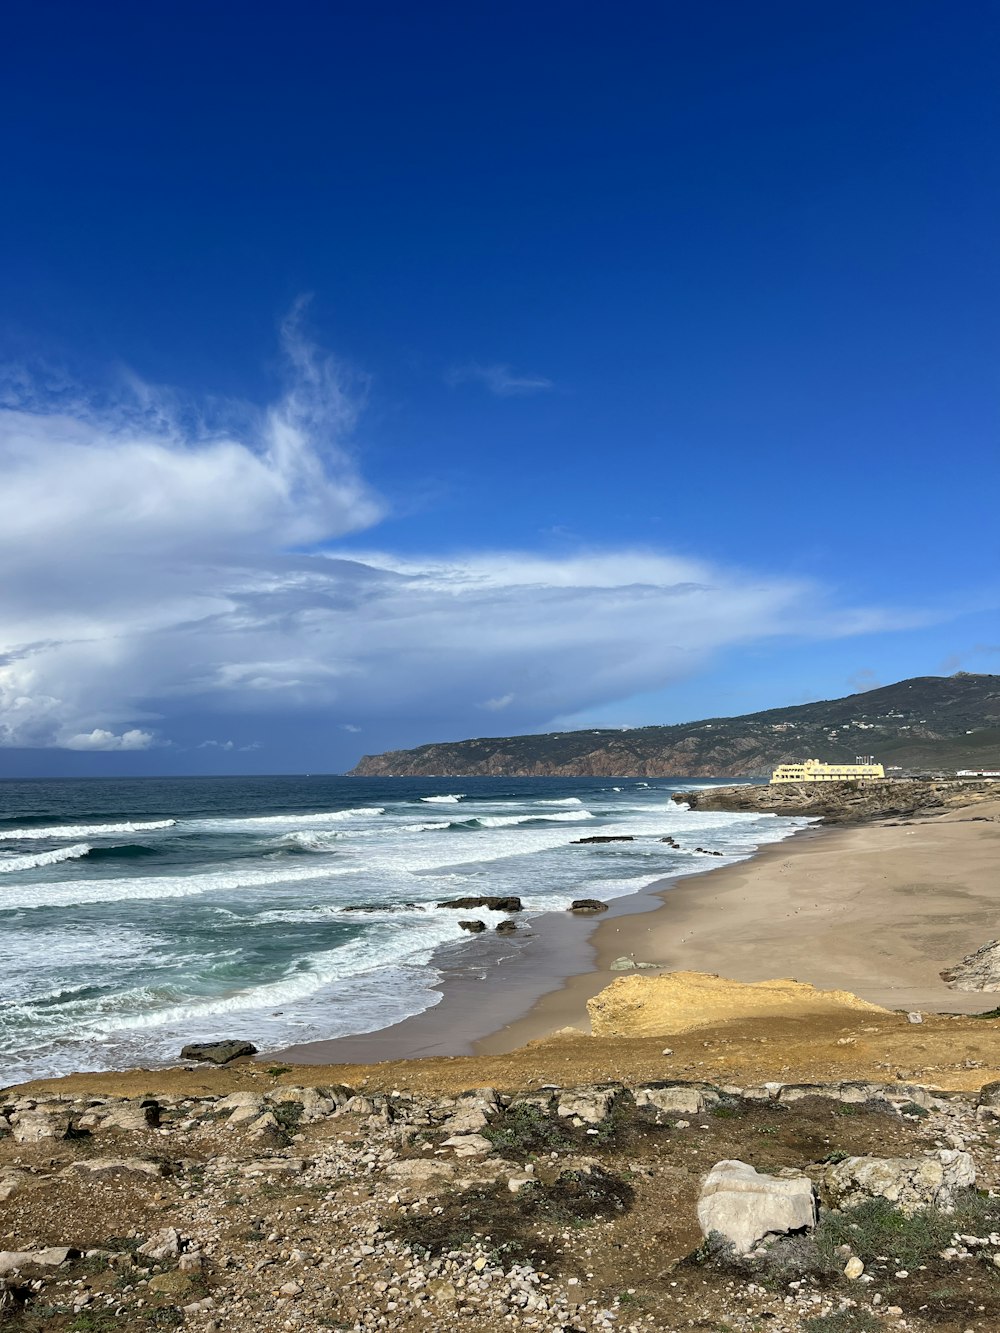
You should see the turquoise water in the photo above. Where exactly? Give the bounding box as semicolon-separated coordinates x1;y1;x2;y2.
0;775;807;1081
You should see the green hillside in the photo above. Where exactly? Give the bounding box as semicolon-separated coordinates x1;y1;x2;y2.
350;674;1000;778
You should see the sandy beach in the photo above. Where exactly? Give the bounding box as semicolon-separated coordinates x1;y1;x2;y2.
275;793;1000;1066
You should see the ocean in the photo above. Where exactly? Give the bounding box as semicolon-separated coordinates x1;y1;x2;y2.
0;775;809;1083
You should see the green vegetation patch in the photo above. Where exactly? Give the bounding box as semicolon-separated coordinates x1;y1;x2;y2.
802;1313;880;1333
482;1102;577;1156
389;1166;634;1267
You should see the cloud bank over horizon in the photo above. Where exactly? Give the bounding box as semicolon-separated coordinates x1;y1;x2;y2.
0;324;922;767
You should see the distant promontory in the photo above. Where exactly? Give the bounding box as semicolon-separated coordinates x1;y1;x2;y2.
349;674;1000;778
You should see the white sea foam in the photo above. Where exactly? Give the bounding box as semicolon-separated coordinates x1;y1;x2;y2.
198;807;385;831
0;819;176;842
81;916;458;1037
0;844;92;873
473;811;595;827
0;862;360;911
536;797;584;806
419;794;465;804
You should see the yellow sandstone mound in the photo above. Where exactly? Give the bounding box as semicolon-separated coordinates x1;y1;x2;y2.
587;970;888;1038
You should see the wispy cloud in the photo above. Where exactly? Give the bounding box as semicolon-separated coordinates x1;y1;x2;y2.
445;361;553;397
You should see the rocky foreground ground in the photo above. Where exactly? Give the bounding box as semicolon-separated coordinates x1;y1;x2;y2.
6;1063;1000;1333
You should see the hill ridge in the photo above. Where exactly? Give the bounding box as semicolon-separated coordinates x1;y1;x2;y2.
349;673;1000;777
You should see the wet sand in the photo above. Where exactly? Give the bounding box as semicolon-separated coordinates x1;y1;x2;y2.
277;796;1000;1067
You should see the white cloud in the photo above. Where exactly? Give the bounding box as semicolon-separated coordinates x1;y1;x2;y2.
0;322;926;755
64;728;154;751
446;362;553;396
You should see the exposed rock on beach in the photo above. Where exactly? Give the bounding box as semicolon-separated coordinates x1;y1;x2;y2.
587;972;887;1039
674;776;1000;823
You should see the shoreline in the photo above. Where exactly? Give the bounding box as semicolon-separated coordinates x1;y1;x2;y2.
274;820;818;1066
278;796;1000;1066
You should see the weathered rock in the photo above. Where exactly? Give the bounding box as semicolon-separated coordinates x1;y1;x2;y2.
441;1133;492;1157
820;1150;976;1214
572;835;634;844
495;920;518;934
438;896;522;912
458;919;487;933
224;1101;266;1126
137;1227;183;1261
844;1256;865;1279
100;1100;160;1131
569;899;609;913
10;1110;71;1143
148;1271;194;1296
941;940;1000;991
634;1085;711;1118
179;1039;257;1064
214;1091;263;1111
272;1087;337;1120
697;1160;816;1253
62;1158;170;1180
978;1080;1000;1108
556;1085;619;1126
385;1159;457;1183
240;1159;305;1177
0;1248;76;1276
246;1111;280;1136
676;778;1000;825
441;1106;489;1134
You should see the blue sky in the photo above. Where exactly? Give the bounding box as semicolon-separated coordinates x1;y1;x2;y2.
1;0;998;775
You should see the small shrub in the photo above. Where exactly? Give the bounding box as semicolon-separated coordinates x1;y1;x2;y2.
897;1100;930;1118
482;1103;575;1157
802;1313;879;1333
69;1313;118;1333
270;1100;304;1133
816;1191;1000;1271
389;1166;634;1267
266;1065;292;1077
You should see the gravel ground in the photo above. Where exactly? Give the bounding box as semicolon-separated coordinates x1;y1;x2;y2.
4;1075;1000;1332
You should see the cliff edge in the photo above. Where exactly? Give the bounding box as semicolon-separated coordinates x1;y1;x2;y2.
672;777;1000;823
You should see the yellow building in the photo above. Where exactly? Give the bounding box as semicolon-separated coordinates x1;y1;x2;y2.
770;758;885;783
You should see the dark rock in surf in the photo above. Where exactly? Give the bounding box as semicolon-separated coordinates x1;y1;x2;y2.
342;902;419;913
569;899;609;914
438;896;523;912
572;835;635;845
458;920;487;933
179;1041;258;1065
495;920;518;934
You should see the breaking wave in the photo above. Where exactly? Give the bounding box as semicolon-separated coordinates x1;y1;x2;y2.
469;811;595;828
419;794;465;804
0;819;176;842
0;844;92;873
0;862;361;911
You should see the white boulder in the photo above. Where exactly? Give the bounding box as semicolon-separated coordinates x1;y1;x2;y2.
697;1159;816;1254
